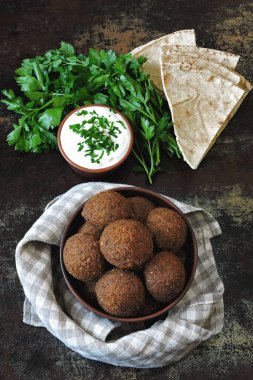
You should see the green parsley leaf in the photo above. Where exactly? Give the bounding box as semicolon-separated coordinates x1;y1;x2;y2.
7;125;22;145
59;42;75;56
38;107;64;129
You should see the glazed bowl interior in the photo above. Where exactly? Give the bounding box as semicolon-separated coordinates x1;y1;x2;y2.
60;187;198;323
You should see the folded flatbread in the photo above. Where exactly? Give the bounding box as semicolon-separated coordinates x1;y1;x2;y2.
161;50;252;92
131;30;197;92
131;29;196;55
161;54;251;169
161;45;240;69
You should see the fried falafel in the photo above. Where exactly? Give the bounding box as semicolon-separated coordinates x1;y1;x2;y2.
100;219;153;270
63;233;106;281
78;222;103;239
128;196;155;223
81;190;130;228
95;269;145;317
144;251;185;303
146;207;187;251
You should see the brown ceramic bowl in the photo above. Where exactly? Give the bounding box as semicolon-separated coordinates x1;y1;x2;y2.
60;187;198;323
57;105;134;177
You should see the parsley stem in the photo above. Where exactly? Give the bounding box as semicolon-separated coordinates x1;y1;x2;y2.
26;99;53;113
132;149;152;184
147;140;154;178
155;140;160;166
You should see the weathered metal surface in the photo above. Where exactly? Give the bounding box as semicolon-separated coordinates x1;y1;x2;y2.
0;0;252;379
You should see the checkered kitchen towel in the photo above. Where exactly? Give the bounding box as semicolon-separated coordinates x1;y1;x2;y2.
15;182;224;368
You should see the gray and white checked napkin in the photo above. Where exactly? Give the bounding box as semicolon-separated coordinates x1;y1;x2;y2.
16;182;224;368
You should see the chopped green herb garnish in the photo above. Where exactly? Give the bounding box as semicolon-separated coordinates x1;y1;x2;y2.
70;109;124;164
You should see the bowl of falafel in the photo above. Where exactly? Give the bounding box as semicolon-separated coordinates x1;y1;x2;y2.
60;187;198;323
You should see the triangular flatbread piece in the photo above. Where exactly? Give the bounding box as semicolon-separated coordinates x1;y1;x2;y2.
131;29;196;55
160;50;252;92
161;54;250;169
131;30;196;92
161;44;240;69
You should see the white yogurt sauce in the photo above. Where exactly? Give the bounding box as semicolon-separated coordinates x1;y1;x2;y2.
60;106;131;169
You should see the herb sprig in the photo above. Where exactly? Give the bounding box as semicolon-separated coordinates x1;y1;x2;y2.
70;109;124;164
1;42;181;182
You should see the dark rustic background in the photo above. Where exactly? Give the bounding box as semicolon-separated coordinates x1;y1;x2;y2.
1;1;253;379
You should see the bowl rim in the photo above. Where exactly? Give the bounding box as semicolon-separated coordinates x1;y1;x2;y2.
57;104;134;174
60;186;198;323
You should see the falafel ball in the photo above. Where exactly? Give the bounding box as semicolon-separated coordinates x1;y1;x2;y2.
100;219;153;270
63;233;106;281
81;190;130;228
78;222;103;239
95;269;145;317
146;207;187;251
129;196;155;223
144;251;185;303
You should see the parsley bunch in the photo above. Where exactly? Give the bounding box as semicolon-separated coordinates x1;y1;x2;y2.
1;42;181;182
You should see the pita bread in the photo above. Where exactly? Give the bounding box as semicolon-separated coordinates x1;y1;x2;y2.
160;51;252;92
161;55;250;169
131;29;196;55
131;30;196;92
161;44;240;69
